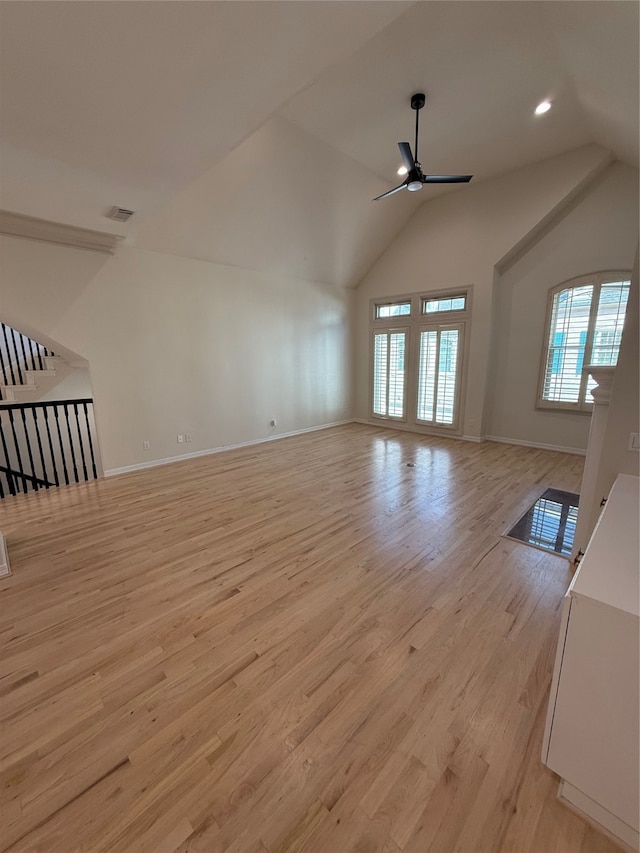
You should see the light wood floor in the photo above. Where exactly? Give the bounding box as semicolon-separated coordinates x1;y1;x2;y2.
0;424;622;853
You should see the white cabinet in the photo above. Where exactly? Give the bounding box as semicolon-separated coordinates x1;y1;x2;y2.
542;474;639;851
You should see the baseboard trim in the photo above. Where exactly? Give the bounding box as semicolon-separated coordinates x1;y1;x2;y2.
353;417;475;443
484;435;586;456
354;420;585;453
105;422;587;477
557;780;638;852
104;420;354;477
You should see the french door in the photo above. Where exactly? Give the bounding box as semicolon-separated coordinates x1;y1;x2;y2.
371;321;465;431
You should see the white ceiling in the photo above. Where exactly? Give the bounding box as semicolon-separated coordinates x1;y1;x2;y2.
1;1;638;288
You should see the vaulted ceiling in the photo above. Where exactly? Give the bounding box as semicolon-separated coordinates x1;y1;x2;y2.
1;1;638;288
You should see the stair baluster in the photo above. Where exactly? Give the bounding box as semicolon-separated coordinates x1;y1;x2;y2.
0;399;99;498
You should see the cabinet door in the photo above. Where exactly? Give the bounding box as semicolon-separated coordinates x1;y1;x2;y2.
546;596;639;831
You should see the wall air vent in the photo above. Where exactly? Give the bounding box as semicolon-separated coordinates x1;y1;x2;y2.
107;206;135;223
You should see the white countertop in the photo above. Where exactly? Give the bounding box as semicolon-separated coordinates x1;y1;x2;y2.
569;474;639;618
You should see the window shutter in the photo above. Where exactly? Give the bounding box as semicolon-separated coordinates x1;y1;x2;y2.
417;325;461;426
417;330;438;422
372;330;406;419
575;330;587;375
541;276;630;409
373;333;389;416
543;285;593;404
592;282;629;366
551;331;565;374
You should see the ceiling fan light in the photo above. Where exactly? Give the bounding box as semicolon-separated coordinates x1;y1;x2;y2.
535;99;552;115
407;180;422;192
397;166;408;176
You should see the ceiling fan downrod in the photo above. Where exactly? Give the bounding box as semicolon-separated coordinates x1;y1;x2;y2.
411;92;426;165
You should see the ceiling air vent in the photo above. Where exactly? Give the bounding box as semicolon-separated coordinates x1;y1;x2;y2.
107;206;135;223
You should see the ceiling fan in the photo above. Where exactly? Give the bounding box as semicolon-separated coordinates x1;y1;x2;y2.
373;93;473;201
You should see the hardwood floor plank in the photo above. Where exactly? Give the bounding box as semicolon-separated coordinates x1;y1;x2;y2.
0;425;620;852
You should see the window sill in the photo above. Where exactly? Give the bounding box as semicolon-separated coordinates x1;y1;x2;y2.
536;402;594;415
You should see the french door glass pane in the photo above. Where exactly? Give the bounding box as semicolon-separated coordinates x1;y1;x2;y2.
417;331;437;421
436;329;459;424
373;333;388;415
417;327;460;426
373;331;406;418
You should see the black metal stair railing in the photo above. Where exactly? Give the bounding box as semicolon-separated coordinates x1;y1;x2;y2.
0;322;56;400
0;465;54;498
0;399;98;499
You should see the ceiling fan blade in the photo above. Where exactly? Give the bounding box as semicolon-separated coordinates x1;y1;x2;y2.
422;174;473;184
373;182;408;201
398;142;415;172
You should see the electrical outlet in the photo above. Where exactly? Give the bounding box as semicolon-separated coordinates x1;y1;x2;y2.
185;433;192;443
143;440;150;451
628;432;640;451
270;419;277;428
177;434;184;443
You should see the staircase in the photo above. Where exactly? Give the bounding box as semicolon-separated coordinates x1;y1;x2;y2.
1;354;76;402
1;322;65;401
0;323;100;498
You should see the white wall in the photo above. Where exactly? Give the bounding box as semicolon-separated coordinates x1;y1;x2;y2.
486;162;639;450
0;238;351;473
38;366;94;403
354;145;639;451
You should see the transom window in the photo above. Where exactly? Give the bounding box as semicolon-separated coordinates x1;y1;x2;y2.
371;288;470;430
538;272;630;411
422;294;466;314
374;301;411;319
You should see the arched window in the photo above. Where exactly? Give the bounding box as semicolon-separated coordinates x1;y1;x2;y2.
538;272;631;411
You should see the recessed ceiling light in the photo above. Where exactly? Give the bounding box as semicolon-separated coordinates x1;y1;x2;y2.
397;165;408;176
535;100;552;115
